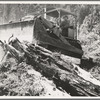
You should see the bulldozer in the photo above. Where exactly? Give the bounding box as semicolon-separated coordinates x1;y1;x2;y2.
33;7;83;58
0;7;83;60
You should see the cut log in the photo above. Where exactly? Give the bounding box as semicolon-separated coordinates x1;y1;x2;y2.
8;38;100;96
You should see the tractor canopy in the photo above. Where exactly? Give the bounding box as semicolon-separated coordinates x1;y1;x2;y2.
45;7;77;18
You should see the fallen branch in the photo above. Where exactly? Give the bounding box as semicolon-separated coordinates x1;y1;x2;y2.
0;40;24;62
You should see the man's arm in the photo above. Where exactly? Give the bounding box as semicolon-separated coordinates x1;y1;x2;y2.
69;26;75;29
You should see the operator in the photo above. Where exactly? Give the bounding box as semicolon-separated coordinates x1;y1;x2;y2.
60;15;74;37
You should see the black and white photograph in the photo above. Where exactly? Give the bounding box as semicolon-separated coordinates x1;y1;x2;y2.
0;1;100;97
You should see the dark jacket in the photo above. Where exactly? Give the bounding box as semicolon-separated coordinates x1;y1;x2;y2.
60;20;74;37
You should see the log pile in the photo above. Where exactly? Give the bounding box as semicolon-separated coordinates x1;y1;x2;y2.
1;38;100;96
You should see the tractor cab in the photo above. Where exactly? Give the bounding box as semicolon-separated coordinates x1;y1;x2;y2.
43;7;77;40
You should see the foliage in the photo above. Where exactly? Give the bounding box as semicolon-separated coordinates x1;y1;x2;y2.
78;7;100;63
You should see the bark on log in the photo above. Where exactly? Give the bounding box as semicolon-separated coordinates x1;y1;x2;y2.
8;38;100;96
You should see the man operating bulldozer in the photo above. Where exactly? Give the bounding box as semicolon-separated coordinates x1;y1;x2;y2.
60;15;74;37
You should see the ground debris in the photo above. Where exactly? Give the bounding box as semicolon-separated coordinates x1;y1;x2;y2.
0;58;70;96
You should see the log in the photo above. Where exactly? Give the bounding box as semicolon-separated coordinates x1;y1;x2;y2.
8;38;100;96
0;40;24;62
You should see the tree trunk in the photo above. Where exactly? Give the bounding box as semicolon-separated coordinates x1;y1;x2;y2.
7;38;100;96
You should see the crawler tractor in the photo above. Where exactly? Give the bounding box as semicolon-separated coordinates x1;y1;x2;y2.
0;7;83;59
